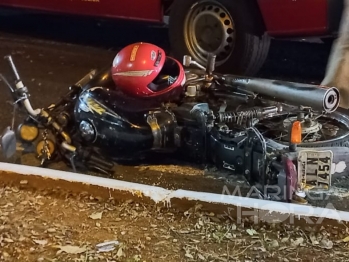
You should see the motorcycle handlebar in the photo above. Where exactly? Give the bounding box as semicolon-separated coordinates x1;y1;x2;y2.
4;55;41;116
23;100;41;116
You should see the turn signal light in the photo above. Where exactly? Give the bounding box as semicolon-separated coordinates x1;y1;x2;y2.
18;123;39;142
290;121;302;144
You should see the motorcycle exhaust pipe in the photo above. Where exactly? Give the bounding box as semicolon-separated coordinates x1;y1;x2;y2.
223;76;340;113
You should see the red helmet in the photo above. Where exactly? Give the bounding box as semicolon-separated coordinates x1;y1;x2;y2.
111;42;186;101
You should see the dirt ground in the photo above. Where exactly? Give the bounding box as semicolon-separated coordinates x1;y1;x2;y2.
1;184;349;262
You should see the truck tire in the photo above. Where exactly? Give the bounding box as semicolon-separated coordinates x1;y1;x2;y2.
168;0;270;76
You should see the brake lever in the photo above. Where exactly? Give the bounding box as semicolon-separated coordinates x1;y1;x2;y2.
183;55;206;70
0;74;15;92
0;74;23;106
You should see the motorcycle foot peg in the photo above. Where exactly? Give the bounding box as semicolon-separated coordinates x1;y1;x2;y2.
88;164;113;177
89;154;114;170
68;153;77;173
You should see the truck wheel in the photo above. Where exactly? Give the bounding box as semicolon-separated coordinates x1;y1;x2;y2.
168;0;270;76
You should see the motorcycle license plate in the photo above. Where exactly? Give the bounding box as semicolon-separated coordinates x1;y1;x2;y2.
297;150;333;190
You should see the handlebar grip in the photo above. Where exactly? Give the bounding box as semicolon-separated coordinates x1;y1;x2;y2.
206;53;216;75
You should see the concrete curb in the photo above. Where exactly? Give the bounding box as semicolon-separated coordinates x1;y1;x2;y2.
0;162;349;227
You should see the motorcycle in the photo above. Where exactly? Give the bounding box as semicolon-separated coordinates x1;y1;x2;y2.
1;52;348;204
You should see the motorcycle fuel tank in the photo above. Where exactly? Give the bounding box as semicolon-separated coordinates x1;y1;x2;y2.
74;86;157;157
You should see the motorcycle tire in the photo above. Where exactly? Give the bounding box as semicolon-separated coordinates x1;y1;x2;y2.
168;0;271;76
263;108;349;148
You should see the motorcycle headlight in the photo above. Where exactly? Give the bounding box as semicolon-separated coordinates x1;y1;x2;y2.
79;120;96;141
18;123;39;142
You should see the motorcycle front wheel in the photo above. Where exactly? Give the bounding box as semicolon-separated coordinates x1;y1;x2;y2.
255;108;349;148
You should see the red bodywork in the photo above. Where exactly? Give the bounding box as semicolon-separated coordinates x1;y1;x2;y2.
0;0;339;37
0;0;163;22
257;0;329;36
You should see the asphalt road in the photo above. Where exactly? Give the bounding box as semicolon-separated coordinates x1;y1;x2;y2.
1;12;346;208
0;33;113;130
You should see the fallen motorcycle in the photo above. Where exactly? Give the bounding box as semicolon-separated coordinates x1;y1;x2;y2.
1;46;348;204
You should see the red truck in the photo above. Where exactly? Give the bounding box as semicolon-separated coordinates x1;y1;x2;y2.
0;0;344;76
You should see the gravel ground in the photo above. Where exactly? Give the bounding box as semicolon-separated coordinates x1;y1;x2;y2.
1;184;349;262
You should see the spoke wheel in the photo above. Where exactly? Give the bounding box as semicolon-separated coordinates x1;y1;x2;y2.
255;110;349;148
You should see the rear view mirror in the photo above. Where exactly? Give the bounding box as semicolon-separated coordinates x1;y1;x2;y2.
1;126;17;159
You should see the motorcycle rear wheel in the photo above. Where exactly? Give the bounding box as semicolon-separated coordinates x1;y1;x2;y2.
255;108;349;148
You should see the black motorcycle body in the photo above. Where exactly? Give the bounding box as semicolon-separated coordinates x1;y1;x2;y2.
68;68;282;196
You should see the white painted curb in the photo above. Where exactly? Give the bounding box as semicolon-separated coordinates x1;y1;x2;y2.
0;162;348;225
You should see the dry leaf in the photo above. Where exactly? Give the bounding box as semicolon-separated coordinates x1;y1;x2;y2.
4;238;14;243
198;253;205;260
310;234;319;245
53;245;87;254
291;237;304;247
342;236;349;242
89;212;103;220
190;239;200;243
33;239;48;246
96;240;119;253
246;229;258;236
281;237;289;243
270;240;279;248
116;246;124;257
47;228;56;233
320;239;333;249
